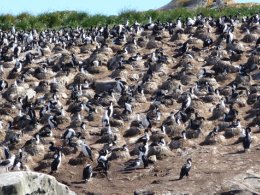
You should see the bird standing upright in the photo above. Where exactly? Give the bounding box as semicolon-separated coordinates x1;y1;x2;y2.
50;150;62;174
243;127;252;152
83;164;92;183
179;158;192;180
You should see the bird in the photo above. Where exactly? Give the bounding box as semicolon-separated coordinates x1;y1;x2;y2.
102;109;110;127
181;94;192;111
136;129;150;144
0;155;16;172
61;128;76;140
123;102;133;115
108;144;130;160
48;115;58;129
141;154;154;169
38;125;53;137
243;127;252;152
107;101;113;117
97;150;110;175
124;157;142;171
169;131;187;150
83;164;93;183
179;158;192;180
50;150;62;174
22;134;40;148
0;79;8;91
49;142;61;152
3;146;10;159
11;149;24;171
80;139;93;161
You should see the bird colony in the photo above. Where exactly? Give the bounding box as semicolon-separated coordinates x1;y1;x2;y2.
0;13;259;194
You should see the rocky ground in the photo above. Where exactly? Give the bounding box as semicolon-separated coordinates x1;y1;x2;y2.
0;14;259;195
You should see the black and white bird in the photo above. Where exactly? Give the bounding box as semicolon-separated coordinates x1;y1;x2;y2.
123;102;132;114
243;127;252;152
0;155;16;172
107;102;113;117
203;38;213;49
97;150;110;174
3;146;10;159
0;79;8;91
181;94;192;111
136;129;150;144
141;154;154;169
12;59;22;73
50;150;62;174
22;134;40;148
11;149;23;171
48;115;58;129
61;128;76;140
49;142;61;152
179;158;192;180
102;109;110;127
124;157;142;170
82;164;92;183
11;158;23;171
80;139;93;161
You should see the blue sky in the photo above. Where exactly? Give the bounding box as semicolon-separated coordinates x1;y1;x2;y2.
0;0;257;16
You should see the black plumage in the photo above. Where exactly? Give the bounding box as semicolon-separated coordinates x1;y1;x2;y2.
83;164;93;182
3;146;10;159
0;159;11;166
203;38;213;48
179;158;192;180
50;151;62;174
142;155;154;168
243;127;252;151
49;142;61;152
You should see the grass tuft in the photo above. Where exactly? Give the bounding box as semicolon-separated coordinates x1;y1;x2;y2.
0;5;259;30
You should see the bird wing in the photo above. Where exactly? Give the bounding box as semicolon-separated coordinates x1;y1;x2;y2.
84;144;93;158
0;159;10;166
180;164;187;177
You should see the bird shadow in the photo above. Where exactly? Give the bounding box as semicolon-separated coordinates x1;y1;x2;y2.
71;181;85;184
225;150;245;155
220;190;243;195
225;141;242;146
168;178;180;182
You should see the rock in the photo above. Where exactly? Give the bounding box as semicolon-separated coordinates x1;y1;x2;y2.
0;171;76;195
220;169;260;194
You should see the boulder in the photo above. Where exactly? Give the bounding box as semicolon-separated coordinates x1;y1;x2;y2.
0;171;76;195
220;169;260;194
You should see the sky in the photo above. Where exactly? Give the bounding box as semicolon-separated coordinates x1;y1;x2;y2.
0;0;257;16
